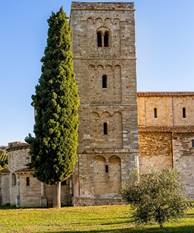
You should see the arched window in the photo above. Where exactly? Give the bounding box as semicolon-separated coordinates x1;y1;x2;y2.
97;31;102;47
103;122;108;135
104;31;109;47
97;29;110;47
102;74;107;88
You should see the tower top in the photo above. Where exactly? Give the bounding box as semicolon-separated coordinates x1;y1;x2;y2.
71;2;134;11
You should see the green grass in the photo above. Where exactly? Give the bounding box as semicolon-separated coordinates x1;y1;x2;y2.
0;205;194;233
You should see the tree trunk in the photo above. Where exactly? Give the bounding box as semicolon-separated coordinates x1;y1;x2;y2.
53;181;61;208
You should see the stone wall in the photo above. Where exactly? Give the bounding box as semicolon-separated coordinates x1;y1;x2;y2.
139;131;172;174
0;173;10;205
7;143;30;205
8;148;30;173
173;133;194;198
139;130;194;199
173;97;194;126
88;64;122;104
137;96;173;127
137;93;194;198
19;174;42;208
137;92;194;127
90;110;123;149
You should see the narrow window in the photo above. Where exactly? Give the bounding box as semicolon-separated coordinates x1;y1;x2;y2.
12;174;16;186
182;107;186;118
103;122;108;135
102;75;107;88
105;165;109;173
192;140;194;148
104;31;109;47
26;177;30;186
154;108;157;118
97;31;102;47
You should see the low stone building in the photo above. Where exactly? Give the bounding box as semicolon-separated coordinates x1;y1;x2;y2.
0;142;73;207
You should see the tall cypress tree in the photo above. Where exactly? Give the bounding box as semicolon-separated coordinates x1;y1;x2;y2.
26;7;79;208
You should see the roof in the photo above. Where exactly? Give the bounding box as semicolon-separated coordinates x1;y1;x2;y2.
137;92;194;97
15;167;34;174
7;142;29;152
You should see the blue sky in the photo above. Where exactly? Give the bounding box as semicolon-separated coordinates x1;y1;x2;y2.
0;0;194;145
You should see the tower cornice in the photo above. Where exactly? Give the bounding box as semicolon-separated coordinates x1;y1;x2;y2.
71;2;134;11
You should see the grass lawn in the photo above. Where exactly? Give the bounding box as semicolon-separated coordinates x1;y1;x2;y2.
0;205;194;233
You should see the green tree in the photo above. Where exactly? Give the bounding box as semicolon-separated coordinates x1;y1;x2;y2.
122;170;190;228
26;7;79;208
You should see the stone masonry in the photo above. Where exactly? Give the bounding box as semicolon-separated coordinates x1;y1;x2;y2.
138;92;194;198
0;142;73;207
71;2;139;205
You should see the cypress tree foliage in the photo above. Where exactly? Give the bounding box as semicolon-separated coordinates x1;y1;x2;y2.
26;7;79;208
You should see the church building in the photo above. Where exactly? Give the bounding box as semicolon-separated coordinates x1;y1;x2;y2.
0;2;194;207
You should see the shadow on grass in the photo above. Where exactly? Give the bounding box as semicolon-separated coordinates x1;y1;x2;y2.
186;213;194;218
41;226;194;233
0;205;16;209
69;220;130;226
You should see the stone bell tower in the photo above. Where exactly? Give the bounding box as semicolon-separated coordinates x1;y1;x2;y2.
71;2;139;205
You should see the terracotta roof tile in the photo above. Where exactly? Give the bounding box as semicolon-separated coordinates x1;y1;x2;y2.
137;92;194;97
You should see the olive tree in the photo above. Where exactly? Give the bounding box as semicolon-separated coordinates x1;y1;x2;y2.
122;169;190;228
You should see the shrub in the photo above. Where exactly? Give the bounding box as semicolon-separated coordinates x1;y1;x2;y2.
122;169;190;228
